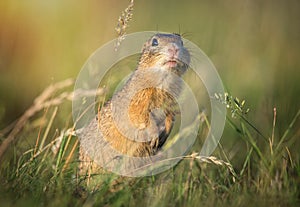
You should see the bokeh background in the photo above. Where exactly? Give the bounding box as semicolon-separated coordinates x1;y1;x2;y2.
0;0;299;136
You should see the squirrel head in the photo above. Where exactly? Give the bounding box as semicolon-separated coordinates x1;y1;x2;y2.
138;33;190;76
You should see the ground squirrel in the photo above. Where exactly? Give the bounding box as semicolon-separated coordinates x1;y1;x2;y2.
78;33;190;176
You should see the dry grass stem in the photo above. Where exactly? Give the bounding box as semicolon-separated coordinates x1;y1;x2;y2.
0;79;73;160
0;78;105;160
185;153;237;181
115;0;135;51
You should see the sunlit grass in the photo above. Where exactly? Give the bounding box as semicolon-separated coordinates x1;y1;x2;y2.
0;84;299;206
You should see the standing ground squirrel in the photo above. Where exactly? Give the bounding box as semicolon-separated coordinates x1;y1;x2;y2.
78;33;190;176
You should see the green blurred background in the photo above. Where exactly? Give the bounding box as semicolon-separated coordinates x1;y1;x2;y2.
0;0;299;134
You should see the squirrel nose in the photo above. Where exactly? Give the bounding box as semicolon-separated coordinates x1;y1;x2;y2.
167;44;179;57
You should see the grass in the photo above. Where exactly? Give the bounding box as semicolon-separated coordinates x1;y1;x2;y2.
0;81;299;206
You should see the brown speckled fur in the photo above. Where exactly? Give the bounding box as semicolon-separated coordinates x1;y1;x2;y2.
78;33;190;177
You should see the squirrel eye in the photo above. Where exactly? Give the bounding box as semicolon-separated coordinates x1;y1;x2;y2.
151;38;159;46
